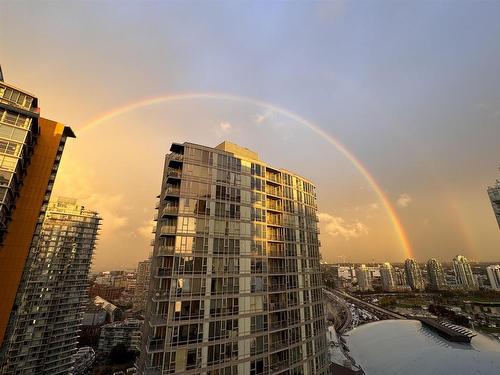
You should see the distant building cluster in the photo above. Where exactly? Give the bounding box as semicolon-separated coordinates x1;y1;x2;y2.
324;255;500;293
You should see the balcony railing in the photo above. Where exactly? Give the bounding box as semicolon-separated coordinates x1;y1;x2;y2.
157;245;175;256
266;174;281;184
270;340;289;352
164;187;180;196
152;290;170;301
269;284;287;292
270;359;289;372
166;169;182;178
156;267;173;277
160;225;176;235
265;186;282;197
267;217;282;226
149;314;167;326
268;267;287;274
162;205;179;216
266;201;282;211
268;249;286;257
269;301;287;311
267;234;284;241
169;153;183;162
269;320;288;331
148;339;165;352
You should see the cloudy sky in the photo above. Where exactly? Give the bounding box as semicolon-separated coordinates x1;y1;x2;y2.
1;1;499;270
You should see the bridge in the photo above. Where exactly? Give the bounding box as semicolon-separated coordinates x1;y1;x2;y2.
326;289;406;320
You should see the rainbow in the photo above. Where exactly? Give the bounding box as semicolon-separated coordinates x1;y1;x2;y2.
78;93;413;259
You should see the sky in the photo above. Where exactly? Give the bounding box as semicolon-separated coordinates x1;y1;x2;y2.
1;0;499;270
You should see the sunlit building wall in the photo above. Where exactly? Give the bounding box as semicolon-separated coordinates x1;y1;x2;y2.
137;141;329;375
0;198;101;374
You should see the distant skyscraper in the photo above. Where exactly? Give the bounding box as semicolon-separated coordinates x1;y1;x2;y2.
380;262;396;292
426;258;447;291
137;141;329;375
0;74;75;349
133;259;151;311
453;255;478;290
487;178;500;229
486;265;500;291
355;264;373;291
0;198;101;374
404;258;425;291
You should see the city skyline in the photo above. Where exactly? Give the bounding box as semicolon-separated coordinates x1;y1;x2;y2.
2;1;500;270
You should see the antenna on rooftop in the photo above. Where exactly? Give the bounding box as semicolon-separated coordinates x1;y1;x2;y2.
0;65;3;82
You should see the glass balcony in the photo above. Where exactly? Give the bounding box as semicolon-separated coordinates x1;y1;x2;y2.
166;168;182;179
169;153;183;162
266;173;281;184
157;245;175;256
164;186;180;197
268;283;287;292
266;201;282;211
149;314;167;326
148;339;165;352
160;225;176;236
265;185;282;197
162;205;178;216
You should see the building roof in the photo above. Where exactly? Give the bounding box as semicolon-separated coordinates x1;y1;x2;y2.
344;320;500;375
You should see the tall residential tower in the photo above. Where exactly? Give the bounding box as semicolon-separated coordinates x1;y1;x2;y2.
426;258;447;291
137;142;329;375
380;262;396;292
404;258;425;291
453;255;478;290
0;198;101;374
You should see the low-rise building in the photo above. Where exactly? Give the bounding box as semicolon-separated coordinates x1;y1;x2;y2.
94;296;122;322
72;346;96;375
98;319;143;356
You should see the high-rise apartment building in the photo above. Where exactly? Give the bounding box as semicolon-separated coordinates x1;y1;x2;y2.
137;141;329;375
134;259;152;311
487;178;500;229
453;255;478;290
0;198;101;374
404;258;425;291
426;258;447;291
0;72;75;348
355;264;373;291
380;262;396;292
486;265;500;291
